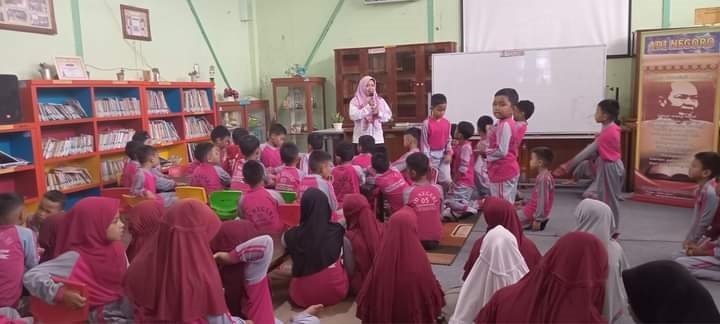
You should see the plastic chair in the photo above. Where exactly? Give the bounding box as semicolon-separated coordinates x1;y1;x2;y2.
31;277;88;323
278;191;297;203
175;186;208;204
279;203;301;227
210;190;242;221
122;194;150;208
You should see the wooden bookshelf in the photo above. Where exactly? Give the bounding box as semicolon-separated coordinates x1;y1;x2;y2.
13;80;217;209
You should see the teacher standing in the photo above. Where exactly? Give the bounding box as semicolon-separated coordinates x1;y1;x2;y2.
349;76;392;150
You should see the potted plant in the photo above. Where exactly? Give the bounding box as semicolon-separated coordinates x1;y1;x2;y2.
332;112;344;130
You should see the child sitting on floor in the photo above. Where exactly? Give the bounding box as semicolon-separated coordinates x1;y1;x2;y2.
276;142;305;192
131;145;176;207
226;127;249;174
391;127;421;183
299;133;326;174
238;160;285;235
683;152;720;251
260;123;287;174
518;146;555;231
373;152;409;214
403;152;443;251
352;135;375;170
210;126;232;174
231;135;266;191
190;142;231;198
332;142;366;205
300;151;339;211
0;193;37;313
27;190;65;234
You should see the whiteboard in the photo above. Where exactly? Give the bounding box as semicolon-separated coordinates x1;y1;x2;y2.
463;0;630;56
432;45;606;135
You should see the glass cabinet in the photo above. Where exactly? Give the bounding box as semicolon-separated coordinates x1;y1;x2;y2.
216;100;269;142
271;77;326;151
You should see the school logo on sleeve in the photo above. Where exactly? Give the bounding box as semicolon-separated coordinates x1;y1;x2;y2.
0;249;9;260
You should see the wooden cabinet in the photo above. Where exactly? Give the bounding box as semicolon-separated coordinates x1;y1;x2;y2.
271;77;326;152
335;42;456;125
216;100;269;142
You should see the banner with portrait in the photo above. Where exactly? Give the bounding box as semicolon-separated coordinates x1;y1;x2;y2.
634;27;720;207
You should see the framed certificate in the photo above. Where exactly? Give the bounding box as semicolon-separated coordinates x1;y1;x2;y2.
0;0;56;35
120;4;151;41
54;56;88;80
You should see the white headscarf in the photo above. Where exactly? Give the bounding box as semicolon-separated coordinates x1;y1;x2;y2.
450;226;529;324
574;199;631;324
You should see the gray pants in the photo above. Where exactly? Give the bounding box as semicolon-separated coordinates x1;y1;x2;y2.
489;176;519;204
597;160;624;233
675;256;720;281
446;185;477;214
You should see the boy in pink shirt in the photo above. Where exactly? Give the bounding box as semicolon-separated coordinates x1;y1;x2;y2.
421;94;453;189
190;142;231;198
276;142;305;192
332;142;365;205
373;152;409;214
121;140;142;187
392;127;421;183
299;133;325;175
211;126;232;174
518;147;555;231
402;152;443;250
352;135;374;170
260;123;286;174
131;145;177;207
231;135;270;191
238;160;286;235
0;193;38;311
482;88;521;203
513;100;534;147
474;116;494;199
226;128;249;174
299;150;339;210
445;121;478;218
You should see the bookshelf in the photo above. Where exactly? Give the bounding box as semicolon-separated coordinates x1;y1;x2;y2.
14;80;217;209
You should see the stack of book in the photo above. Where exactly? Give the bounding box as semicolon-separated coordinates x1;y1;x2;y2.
101;159;125;182
147;90;170;114
149;120;180;143
183;89;211;112
42;135;94;159
39;99;88;121
187;143;199;162
185;116;212;139
46;167;93;191
99;128;136;151
95;97;141;117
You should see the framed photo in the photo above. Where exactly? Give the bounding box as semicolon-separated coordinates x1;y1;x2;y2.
0;0;57;35
120;4;151;41
54;56;88;80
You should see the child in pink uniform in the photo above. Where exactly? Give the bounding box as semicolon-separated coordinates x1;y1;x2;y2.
392;127;421;183
421;94;453;188
211;126;232;175
27;190;65;235
403;152;443;251
260;123;286;175
300;151;339;211
332;142;366;205
555;99;625;233
474;116;494;199
231;135;269;191
226;128;249;174
683;152;720;249
299;133;326;175
190;143;231;198
518;147;555;231
484;88;521;203
131;145;176;207
276;142;305;192
0;194;37;312
445;121;478;218
513;100;535;149
352;135;374;170
373;152;409;214
121;140;142;187
237;160;285;236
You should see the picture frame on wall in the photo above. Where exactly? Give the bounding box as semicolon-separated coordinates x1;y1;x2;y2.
54;56;88;80
0;0;57;35
120;4;151;41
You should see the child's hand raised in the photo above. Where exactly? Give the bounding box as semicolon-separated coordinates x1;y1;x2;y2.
62;290;87;309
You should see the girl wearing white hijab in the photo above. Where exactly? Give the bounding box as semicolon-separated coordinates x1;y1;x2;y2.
449;226;529;324
574;199;631;323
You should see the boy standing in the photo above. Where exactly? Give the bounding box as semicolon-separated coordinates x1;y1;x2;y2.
518;147;555;231
421;94;453;188
403;153;443;250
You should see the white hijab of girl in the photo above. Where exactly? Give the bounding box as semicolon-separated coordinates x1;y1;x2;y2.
575;198;631;324
450;226;529;324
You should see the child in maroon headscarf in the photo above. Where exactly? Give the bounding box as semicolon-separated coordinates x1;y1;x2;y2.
343;194;384;294
124;200;163;262
356;207;445;323
23;197;132;323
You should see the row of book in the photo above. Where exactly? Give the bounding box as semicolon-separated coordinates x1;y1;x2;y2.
183;89;211;112
149;120;180;143
46;167;93;191
187;143;199;163
96;97;141;118
185;116;212;139
147;90;170;114
101;159;124;182
39;99;88;121
99;128;136;151
42;135;94;159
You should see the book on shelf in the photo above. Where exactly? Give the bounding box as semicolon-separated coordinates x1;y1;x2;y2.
184;116;212;139
39;99;88;122
147;90;170;114
95;97;141;118
187;143;199;163
99;128;136;151
101;158;125;182
46;167;93;191
183;89;211;112
42;134;94;159
149;120;180;143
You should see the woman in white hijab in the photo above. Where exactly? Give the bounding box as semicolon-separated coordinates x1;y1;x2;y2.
449;226;529;324
574;199;631;323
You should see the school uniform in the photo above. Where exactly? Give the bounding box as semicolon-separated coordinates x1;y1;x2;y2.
518;170;555;227
487;117;520;203
391;147;419;183
351;153;372;170
223;144;240;174
230;158;270;191
331;163;365;205
403;183;444;249
260;143;282;173
276;166;306;192
474;138;491;198
121;159;140;187
0;225;37;309
375;168;410;214
447;141;477;215
131;168;176;207
685;180;719;244
421;117;453;184
343;194;384;295
299;174;339;211
191;162;231;198
238;187;285;235
676;241;720;281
